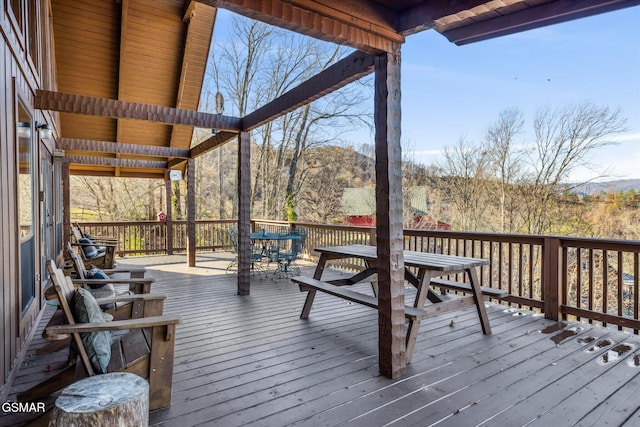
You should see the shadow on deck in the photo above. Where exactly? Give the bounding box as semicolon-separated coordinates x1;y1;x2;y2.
3;252;640;426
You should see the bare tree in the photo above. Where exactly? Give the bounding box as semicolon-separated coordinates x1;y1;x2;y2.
71;177;163;221
519;102;626;234
205;15;371;221
436;138;492;231
484;108;525;232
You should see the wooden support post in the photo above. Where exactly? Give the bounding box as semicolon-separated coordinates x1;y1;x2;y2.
165;176;174;255
237;131;251;295
374;46;406;379
61;162;71;247
543;237;562;321
186;158;196;267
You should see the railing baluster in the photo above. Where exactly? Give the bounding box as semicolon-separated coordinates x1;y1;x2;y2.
576;247;582;321
618;252;623;331
588;249;594;324
602;249;608;327
635;252;639;334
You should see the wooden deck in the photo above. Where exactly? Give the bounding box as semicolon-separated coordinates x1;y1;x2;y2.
3;252;640;426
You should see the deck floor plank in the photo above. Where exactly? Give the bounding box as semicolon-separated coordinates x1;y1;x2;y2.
3;253;640;427
399;328;621;427
531;341;640;427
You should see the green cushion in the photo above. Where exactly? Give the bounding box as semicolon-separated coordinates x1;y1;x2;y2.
73;287;112;374
89;283;116;300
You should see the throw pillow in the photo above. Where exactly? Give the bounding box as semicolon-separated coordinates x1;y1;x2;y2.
88;266;110;284
73;287;112;373
87;265;110;280
79;237;98;259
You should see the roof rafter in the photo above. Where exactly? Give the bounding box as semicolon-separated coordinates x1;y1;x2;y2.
190;131;238;158
443;0;640;45
196;0;402;53
35;90;242;131
57;138;191;159
242;50;375;131
170;2;217;150
397;0;490;35
64;155;167;169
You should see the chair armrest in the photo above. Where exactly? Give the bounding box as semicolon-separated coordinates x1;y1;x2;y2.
94;293;166;305
72;278;154;285
89;237;118;243
101;267;146;277
71;242;117;249
45;315;180;335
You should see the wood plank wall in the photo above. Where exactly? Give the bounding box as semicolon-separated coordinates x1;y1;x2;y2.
0;0;56;397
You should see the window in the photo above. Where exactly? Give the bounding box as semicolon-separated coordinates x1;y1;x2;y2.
17;100;36;313
27;0;39;69
17;104;34;238
9;0;23;32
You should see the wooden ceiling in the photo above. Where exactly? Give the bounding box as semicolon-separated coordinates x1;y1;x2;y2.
50;0;216;178
44;0;639;179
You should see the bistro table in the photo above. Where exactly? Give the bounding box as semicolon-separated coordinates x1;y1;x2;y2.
250;230;301;274
294;244;493;362
249;230;300;242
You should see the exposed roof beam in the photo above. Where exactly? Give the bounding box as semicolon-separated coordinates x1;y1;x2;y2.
190;131;238;157
171;2;217;150
242;50;375;131
443;0;640;45
35;90;242;131
58;138;191;159
397;1;489;35
168;158;188;169
70;170;167;178
64;155;167;169
196;0;402;53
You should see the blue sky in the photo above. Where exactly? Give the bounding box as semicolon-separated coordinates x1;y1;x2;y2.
212;6;640;182
399;6;640;182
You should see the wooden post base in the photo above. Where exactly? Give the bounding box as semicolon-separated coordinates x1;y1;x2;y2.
49;372;148;426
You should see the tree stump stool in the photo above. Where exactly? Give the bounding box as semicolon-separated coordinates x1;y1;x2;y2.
49;372;149;426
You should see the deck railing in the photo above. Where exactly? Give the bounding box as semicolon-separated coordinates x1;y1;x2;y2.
76;219;640;332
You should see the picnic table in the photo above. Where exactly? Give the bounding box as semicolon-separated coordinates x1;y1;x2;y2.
293;244;505;362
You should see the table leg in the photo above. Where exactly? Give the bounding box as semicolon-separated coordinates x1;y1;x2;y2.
300;289;317;319
469;267;491;334
366;260;378;296
300;253;328;319
405;271;435;362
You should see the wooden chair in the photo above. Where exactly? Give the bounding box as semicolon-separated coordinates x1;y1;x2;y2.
39;247;156;356
65;242;153;294
19;261;180;411
69;239;117;269
71;222;118;245
70;224;117;269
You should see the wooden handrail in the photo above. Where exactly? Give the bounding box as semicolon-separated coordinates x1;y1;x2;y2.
75;219;640;333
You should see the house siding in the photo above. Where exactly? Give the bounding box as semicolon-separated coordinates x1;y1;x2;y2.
0;0;58;398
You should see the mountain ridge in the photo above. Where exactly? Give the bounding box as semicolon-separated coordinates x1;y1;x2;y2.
571;179;640;195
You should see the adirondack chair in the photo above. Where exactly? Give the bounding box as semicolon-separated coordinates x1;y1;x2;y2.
71;222;118;245
70;224;117;269
39;246;156;356
18;261;180;411
65;242;152;294
69;238;117;269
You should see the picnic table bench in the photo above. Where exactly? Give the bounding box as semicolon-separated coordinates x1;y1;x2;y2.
293;244;504;363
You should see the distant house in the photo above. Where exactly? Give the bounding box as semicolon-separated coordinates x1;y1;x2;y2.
341;187;451;230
